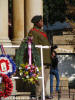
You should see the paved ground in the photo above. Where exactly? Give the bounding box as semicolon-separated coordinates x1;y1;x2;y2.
34;90;75;100
2;89;75;100
31;97;73;100
31;94;74;100
45;98;72;100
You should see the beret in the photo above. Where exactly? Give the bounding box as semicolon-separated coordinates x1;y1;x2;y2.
31;15;42;24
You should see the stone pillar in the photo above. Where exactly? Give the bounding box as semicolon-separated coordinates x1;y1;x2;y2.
25;0;43;33
12;0;24;44
0;0;11;45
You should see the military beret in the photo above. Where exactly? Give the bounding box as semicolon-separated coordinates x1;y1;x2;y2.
31;15;42;24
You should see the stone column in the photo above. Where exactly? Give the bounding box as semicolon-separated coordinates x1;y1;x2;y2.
12;0;24;44
25;0;43;33
0;0;11;45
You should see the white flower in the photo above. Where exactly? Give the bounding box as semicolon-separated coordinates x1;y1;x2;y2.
28;67;30;69
26;75;29;78
20;72;23;76
19;67;22;69
36;68;39;71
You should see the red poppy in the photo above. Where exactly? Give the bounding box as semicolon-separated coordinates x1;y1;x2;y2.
0;74;13;98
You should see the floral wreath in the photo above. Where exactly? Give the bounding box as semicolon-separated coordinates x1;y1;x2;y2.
19;37;41;84
0;54;16;77
0;73;13;98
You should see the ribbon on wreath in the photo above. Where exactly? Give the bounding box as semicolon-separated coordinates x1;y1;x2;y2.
28;37;32;65
0;44;16;77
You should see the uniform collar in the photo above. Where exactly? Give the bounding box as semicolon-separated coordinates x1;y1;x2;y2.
33;25;41;30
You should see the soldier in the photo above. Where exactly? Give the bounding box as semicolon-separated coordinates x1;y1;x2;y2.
28;15;51;99
28;15;51;65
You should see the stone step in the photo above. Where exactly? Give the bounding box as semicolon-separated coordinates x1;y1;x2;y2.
2;96;30;100
1;92;31;100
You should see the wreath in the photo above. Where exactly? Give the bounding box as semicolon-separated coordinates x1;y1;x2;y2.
0;73;13;98
15;37;41;68
15;37;41;84
0;55;16;77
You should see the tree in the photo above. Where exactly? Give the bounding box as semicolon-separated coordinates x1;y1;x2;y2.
43;0;67;24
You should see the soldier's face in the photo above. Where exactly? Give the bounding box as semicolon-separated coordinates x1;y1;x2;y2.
38;19;43;27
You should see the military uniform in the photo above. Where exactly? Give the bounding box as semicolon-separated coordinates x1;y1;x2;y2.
28;25;51;65
28;15;51;97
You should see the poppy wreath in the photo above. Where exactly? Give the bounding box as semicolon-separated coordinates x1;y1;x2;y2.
0;73;13;98
0;54;16;77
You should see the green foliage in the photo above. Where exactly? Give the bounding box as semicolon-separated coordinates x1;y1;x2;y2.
15;38;28;68
69;0;75;6
43;0;67;24
32;43;41;67
15;37;41;69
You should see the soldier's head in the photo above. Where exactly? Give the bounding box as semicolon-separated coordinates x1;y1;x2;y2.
31;15;43;28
